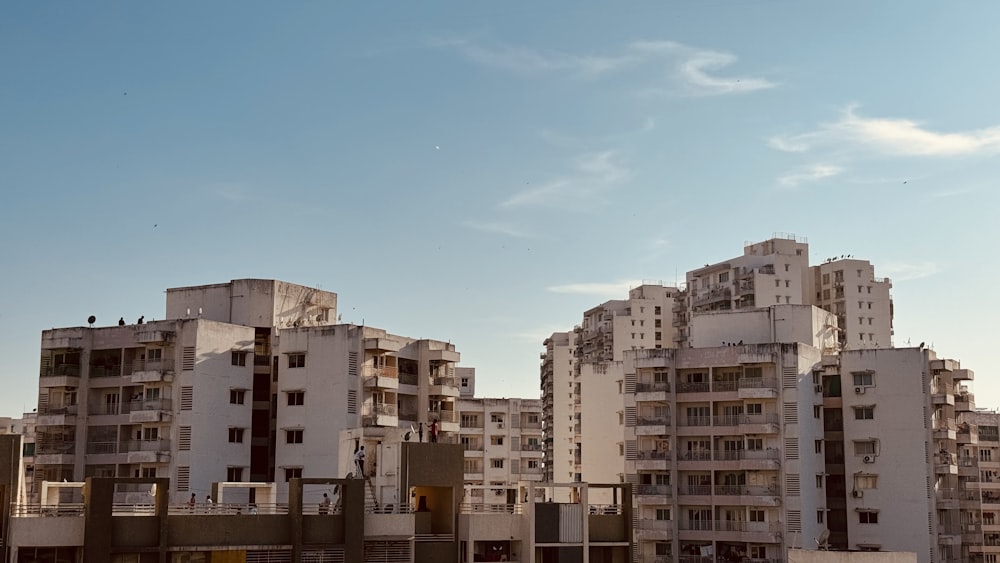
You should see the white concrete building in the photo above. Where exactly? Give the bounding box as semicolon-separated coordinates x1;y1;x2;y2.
32;279;466;504
456;397;544;507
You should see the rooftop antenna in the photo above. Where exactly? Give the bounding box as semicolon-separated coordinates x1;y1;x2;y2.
87;315;96;327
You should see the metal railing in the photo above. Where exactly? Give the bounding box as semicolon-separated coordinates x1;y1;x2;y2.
637;416;670;427
427;410;458;423
636;449;671;460
636;484;671;496
459;503;522;514
636;382;670;393
40;364;82;377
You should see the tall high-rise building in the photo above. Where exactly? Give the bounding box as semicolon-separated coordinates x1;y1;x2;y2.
538;236;991;563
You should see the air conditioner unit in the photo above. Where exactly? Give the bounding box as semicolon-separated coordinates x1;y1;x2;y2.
862;455;875;464
854;386;865;394
814;384;823;393
852;490;863;498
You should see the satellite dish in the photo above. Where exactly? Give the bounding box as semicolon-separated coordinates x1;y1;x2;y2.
87;315;96;327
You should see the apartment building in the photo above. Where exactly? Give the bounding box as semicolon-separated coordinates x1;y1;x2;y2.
541;332;575;487
32;279;464;504
456;397;545;507
672;235;893;351
1;431;633;563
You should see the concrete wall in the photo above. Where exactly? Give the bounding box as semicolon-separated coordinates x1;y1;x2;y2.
580;362;624;501
691;304;837;350
788;549;917;563
840;348;933;562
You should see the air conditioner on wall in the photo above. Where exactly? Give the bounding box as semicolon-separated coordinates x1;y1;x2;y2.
863;455;875;464
852;490;863;498
854;386;865;394
814;384;823;393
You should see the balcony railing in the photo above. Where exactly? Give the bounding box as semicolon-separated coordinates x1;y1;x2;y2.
521;443;543;452
636;382;670;393
637;416;669;427
40;364;82;377
636;484;671;496
362;365;398;378
39;404;78;416
129;359;175;373
398;373;419;386
120;439;171;452
714;485;780;496
636;449;671;460
676;382;710;393
678;485;712;496
428;410;458;423
678;451;713;462
363;403;397;417
127;399;173;412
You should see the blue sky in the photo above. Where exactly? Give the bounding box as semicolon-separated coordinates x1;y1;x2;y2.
2;2;999;416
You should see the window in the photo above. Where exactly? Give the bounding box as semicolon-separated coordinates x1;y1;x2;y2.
287;391;304;406
527;459;540;469
858;510;879;524
142;467;157;478
286;429;304;444
287;353;306;368
491;436;504;446
655;508;670;521
785;280;790;287
822;273;830;284
654;306;661;315
854;440;877;455
461;377;469;387
284;467;302;482
491;458;504;469
816;475;824;488
231;351;247;366
982;450;993;462
143;427;159;441
229;389;245;405
719;272;729;283
749;510;764;522
228;428;245;443
527;414;539;424
746;403;762;415
750;546;767;559
490;414;504;423
655;332;661;340
747;438;763;450
854;474;878;490
461;414;480;427
784;263;790;272
817;510;825;524
851;371;875;387
813;406;821;419
854;406;875;420
227;467;244;482
815;440;823;454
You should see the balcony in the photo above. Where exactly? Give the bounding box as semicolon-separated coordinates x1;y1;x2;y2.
129;359;175;383
934;421;958;441
957;392;976;412
429;377;460;398
128;399;173;423
36;404;78;426
676;382;710;394
363;403;398;427
714;448;781;470
738;377;779;399
635;416;670;435
364;338;402;352
714;484;782;505
362;366;399;390
39;364;81;387
122;439;171;463
678;451;713;465
636;484;671;498
635;518;672;540
692;287;732;308
636;381;671;395
135;329;175;344
428;409;459;432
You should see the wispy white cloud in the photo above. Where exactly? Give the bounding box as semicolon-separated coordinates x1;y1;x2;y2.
628;40;776;96
777;164;843;188
500;151;630;209
461;220;532;238
434;37;774;97
769;106;1000;157
927;186;977;199
880;261;940;282
547;280;641;296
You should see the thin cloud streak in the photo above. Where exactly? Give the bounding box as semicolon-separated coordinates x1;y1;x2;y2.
777;164;843;188
547;280;641;296
881;261;940;282
500;151;630;209
435;37;774;97
770;106;1000;157
462;220;533;238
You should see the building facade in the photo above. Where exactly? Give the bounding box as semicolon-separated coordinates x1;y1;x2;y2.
33;280;465;504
